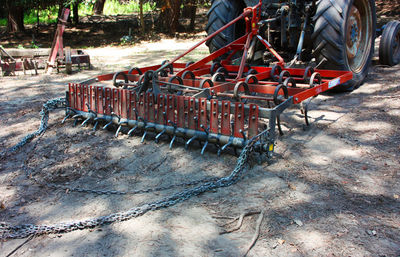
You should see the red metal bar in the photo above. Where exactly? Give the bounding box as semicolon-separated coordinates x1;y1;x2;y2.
171;9;252;65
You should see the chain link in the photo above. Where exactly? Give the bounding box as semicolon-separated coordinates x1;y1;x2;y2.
0;96;268;239
0;129;267;240
0;97;66;160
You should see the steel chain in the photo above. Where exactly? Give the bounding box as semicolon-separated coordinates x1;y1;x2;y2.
0;97;66;160
29;175;221;195
0;96;268;239
0;130;267;239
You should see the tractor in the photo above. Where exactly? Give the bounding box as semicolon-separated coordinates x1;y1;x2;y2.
206;0;377;91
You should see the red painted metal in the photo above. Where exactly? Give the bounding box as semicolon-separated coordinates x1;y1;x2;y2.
210;99;219;134
65;0;356;154
221;101;231;136
97;87;104;115
147;93;155;122
233;102;245;138
104;88;112;115
129;91;137;120
167;95;175;124
248;104;259;138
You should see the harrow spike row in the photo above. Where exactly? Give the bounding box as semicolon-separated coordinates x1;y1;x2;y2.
64;0;354;158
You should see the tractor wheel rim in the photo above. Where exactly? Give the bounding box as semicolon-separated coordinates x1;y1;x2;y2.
346;0;373;73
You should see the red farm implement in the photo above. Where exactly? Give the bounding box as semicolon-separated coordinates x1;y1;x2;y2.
64;1;352;158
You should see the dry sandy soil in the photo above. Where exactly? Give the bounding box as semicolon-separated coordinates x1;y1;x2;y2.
0;37;399;257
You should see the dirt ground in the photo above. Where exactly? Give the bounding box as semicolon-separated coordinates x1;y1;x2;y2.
1;37;400;257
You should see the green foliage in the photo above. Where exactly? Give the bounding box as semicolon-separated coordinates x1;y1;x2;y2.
79;0;156;16
102;0;156;15
0;6;58;26
0;1;157;27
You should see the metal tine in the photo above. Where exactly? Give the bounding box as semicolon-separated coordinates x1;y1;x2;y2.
155;111;168;143
103;121;113;130
115;124;123;137
81;117;92;127
169;134;177;149
73;118;79;127
81;102;94;127
141;130;148;143
185;136;198;149
62;113;71;124
103;106;114;130
168;120;177;149
185;116;199;149
128;126;138;136
155;129;166;143
93;121;99;131
201;141;209;155
200;124;209;155
218;140;233;156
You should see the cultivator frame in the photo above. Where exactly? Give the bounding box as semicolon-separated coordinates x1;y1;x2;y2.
65;0;352;157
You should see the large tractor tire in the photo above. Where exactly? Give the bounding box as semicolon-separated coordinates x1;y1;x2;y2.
206;0;246;57
312;0;376;91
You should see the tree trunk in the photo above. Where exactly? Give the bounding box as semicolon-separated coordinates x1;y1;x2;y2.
158;0;182;34
73;1;79;24
139;0;145;34
189;0;197;31
6;1;25;33
93;0;106;15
